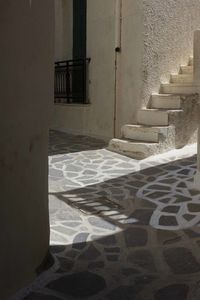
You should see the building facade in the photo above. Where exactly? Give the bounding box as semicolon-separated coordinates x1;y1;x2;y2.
2;1;200;299
53;0;200;142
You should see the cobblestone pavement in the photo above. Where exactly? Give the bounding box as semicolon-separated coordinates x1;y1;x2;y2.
17;130;200;300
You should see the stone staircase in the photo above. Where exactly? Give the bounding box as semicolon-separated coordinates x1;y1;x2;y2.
109;57;199;159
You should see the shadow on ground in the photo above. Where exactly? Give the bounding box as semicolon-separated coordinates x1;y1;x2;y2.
24;132;200;299
49;130;107;155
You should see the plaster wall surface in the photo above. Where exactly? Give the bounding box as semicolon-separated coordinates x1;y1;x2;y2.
116;0;200;134
0;1;54;299
115;0;144;136
53;0;200;139
52;0;116;140
55;0;73;61
142;0;200;106
194;127;200;190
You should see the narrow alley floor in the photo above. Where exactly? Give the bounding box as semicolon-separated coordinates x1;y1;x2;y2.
23;130;200;300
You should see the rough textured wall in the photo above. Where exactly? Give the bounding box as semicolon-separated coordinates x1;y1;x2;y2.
142;0;200;106
0;1;54;299
117;0;200;133
55;0;73;61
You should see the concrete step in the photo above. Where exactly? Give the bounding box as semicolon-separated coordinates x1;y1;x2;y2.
170;74;193;84
108;125;176;159
180;65;193;74
108;138;159;159
122;125;169;143
161;83;196;94
137;109;169;126
189;56;194;66
151;94;181;109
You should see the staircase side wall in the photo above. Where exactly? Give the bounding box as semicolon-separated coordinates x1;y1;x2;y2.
114;0;200;136
142;0;200;107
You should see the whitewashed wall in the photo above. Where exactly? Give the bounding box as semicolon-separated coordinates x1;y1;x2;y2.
52;0;116;140
53;0;200;139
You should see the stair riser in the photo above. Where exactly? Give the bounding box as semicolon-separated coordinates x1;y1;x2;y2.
151;96;181;109
122;127;159;142
108;140;157;159
189;57;194;66
138;111;169;126
170;75;193;84
108;132;175;159
180;66;193;74
161;85;196;94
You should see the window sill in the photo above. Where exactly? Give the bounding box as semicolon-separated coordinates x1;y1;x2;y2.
54;102;91;107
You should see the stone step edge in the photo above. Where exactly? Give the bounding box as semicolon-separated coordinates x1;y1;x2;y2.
107;138;173;159
139;108;183;113
109;138;159;145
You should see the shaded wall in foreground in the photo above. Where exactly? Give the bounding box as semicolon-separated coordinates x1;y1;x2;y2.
0;1;54;299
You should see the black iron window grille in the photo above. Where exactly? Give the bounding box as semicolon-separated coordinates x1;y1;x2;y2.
54;58;90;104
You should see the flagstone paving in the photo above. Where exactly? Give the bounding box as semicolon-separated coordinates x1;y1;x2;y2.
14;130;200;300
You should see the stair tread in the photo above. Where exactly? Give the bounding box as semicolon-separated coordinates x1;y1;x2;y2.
180;65;193;68
152;93;180;97
162;83;195;86
171;73;192;76
111;138;158;145
123;124;170;128
139;108;183;112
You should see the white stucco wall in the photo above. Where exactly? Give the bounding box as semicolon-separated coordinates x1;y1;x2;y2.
0;1;54;299
52;0;116;140
55;0;73;61
115;0;144;136
53;0;200;140
115;0;200;135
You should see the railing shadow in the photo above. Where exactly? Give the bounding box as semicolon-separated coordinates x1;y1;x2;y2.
45;147;200;299
49;154;198;231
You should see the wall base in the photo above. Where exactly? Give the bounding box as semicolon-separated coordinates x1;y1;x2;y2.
193;170;200;191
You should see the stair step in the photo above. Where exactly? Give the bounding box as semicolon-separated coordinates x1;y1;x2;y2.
122;125;169;143
137;109;169;126
180;65;193;74
189;56;194;66
170;74;193;84
151;94;181;109
161;83;196;94
108;138;158;159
